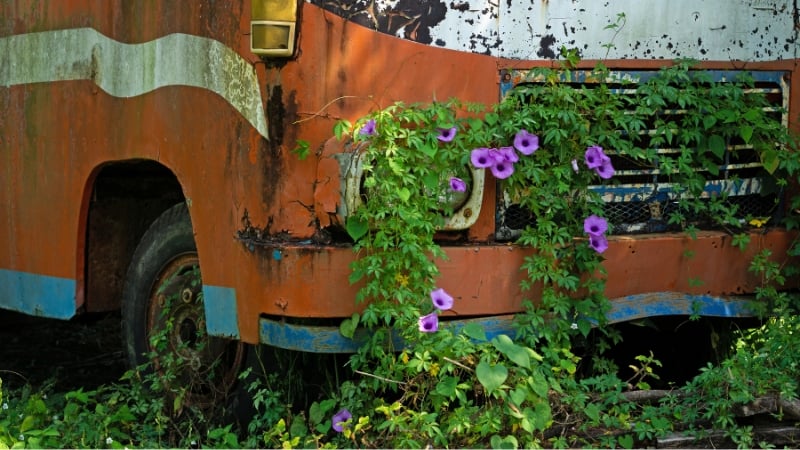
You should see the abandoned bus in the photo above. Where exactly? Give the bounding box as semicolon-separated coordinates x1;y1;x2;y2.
1;0;798;384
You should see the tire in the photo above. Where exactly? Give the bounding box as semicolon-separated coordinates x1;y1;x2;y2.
122;203;244;407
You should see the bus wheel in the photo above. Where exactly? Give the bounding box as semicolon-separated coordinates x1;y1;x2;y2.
122;203;244;408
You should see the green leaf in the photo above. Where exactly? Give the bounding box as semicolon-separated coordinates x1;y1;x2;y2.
618;434;635;449
397;187;411;203
339;313;360;339
422;173;439;192
345;216;368;241
529;371;549;398
462;322;487;342
419;144;437;157
290;415;308;438
509;387;528;406
585;403;601;423
702;114;717;130
19;415;36;433
708;134;726;159
761;148;780;174
490;435;519;450
740;125;753;144
435;376;459;398
532;401;553;431
476;361;508;394
492;334;530;369
743;108;761;122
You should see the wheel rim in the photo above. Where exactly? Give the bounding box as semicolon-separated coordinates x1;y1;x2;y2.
146;253;244;408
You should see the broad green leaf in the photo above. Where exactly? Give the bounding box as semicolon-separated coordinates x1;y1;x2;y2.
434;376;459;398
19;415;36;433
422;173;439;192
462;322;487;342
529;371;549;398
419;144;437;157
476;361;508;394
397;187;411;203
618;434;635;449
744;108;761;122
761;148;780;174
532;401;553;431
708;135;726;159
339;312;359;339
492;334;530;369
702;114;717;130
510;387;528;406
490;435;519;450
345;216;368;241
740;125;753;144
585;403;601;423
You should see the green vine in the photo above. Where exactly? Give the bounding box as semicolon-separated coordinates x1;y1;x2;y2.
325;57;800;448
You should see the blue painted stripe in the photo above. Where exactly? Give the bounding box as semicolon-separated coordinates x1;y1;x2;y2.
260;293;757;353
605;292;755;324
203;285;240;339
259;316;518;353
0;269;76;319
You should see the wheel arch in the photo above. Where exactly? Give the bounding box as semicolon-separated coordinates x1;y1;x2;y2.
80;159;185;313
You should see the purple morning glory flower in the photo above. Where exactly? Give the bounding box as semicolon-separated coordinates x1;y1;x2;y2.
595;160;615;179
430;288;454;311
491;161;515;179
419;312;439;333
584;145;609;169
437;126;457;142
497;146;519;163
588;233;609;254
584;215;608;236
331;408;352;432
470;148;494;168
571;159;580;173
359;119;377;136
513;130;540;155
449;177;466;192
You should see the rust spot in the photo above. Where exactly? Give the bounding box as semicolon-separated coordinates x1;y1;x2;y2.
275;297;288;311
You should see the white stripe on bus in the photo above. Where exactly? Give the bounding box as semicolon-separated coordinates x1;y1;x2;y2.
0;28;268;139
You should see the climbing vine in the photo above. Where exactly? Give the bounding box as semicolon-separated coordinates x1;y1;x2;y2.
324;57;800;448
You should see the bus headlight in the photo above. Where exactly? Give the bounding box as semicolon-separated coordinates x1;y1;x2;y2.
337;150;484;231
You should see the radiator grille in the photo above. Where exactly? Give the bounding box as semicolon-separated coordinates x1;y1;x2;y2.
496;70;788;240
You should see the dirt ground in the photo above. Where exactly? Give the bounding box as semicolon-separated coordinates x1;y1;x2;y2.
0;309;128;391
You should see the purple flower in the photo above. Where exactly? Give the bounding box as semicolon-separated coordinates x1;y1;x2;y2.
571;159;580;173
490;161;515;179
430;288;454;311
588;233;609;254
331;408;352;432
584;215;608;236
497;146;519;163
359;119;377;136
595;160;615;179
449;177;466;192
419;312;439;333
437;126;457;142
470;148;494;168
513;130;540;155
584;145;609;169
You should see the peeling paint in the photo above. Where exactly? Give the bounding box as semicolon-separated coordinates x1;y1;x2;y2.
308;0;798;60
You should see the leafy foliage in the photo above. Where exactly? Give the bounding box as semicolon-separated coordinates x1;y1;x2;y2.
2;58;800;449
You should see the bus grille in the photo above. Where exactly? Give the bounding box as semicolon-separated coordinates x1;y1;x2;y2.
495;70;788;240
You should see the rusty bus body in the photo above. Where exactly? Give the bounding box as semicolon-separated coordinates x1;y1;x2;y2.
1;1;798;357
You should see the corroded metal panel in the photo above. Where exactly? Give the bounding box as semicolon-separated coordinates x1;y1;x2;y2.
309;0;798;60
